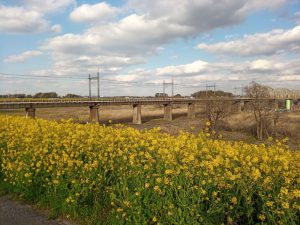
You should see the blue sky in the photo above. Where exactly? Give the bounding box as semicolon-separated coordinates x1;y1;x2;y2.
0;0;299;96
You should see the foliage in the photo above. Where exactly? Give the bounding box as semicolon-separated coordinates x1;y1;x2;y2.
192;90;233;98
0;115;299;225
33;92;58;98
155;93;168;97
63;94;82;98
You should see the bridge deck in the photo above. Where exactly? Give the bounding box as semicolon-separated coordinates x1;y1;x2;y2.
0;97;281;110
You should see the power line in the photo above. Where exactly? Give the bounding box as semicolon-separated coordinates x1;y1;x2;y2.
0;72;85;80
0;72;162;86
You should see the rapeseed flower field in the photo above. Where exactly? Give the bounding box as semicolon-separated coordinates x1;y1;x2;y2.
0;115;299;224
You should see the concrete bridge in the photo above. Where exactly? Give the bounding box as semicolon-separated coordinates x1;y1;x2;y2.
0;97;292;124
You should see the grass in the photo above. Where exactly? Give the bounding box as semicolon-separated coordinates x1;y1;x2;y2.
1;105;299;146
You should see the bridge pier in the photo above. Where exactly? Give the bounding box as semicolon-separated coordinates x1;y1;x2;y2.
25;108;36;119
89;106;99;123
164;104;172;121
187;103;195;119
234;100;244;113
240;100;245;111
243;101;251;111
132;104;142;124
274;99;278;110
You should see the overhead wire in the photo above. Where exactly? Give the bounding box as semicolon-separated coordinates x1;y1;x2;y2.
1;71;299;92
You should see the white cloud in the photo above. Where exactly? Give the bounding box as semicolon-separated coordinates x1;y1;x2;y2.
0;1;73;34
31;53;146;79
0;5;49;34
129;0;286;32
43;14;193;57
278;75;300;81
118;58;300;87
29;0;293;94
4;50;43;63
24;0;75;13
197;26;300;56
51;24;62;33
41;0;288;76
249;59;285;71
156;60;208;76
70;2;120;23
294;11;300;24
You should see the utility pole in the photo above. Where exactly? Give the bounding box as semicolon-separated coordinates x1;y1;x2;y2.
205;82;216;97
88;74;91;100
88;73;100;100
234;86;238;96
97;71;100;99
172;77;174;98
163;79;173;97
213;83;216;96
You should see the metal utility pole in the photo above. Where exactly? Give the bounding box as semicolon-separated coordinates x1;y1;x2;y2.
205;82;216;97
234;86;237;96
97;71;100;99
163;79;173;97
88;74;91;100
88;73;100;99
213;83;216;96
172;78;174;98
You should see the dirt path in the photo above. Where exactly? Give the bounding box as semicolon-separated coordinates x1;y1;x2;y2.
0;195;73;225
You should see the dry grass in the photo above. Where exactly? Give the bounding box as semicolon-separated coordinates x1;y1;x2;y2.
0;105;189;124
1;105;299;146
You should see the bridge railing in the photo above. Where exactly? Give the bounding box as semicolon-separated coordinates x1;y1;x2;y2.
0;97;195;103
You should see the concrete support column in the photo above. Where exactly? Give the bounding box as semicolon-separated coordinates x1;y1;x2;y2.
243;101;250;111
25;108;36;119
235;101;243;113
132;104;142;124
164;104;172;121
89;105;99;123
274;99;278;110
240;100;245;111
187;103;195;119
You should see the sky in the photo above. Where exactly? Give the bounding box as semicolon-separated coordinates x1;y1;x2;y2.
0;0;299;96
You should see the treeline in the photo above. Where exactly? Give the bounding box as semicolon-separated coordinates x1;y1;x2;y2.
0;92;82;98
191;90;233;98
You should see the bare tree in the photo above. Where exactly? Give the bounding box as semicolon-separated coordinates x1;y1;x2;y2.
245;82;279;140
205;99;231;133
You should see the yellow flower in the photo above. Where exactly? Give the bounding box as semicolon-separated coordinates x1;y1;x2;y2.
282;202;289;209
227;216;233;224
154;186;160;191
268;137;273;142
116;208;123;212
266;201;274;207
231;196;238;205
156;177;162;183
165;169;173;175
258;214;266;221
